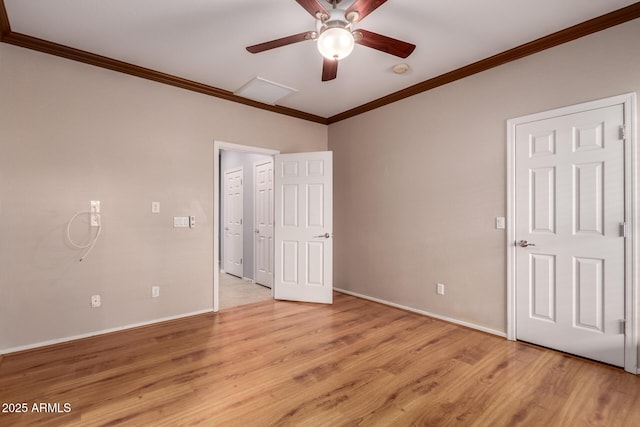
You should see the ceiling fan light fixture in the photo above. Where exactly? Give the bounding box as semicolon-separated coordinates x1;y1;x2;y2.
317;26;355;60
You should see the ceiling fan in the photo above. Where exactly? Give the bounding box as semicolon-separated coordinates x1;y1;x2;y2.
246;0;416;81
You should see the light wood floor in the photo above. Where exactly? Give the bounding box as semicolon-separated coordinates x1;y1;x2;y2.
1;292;639;426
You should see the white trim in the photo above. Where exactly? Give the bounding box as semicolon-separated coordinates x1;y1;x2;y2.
506;112;517;342
624;93;638;374
0;309;213;355
214;140;279;312
335;288;507;338
506;93;637;374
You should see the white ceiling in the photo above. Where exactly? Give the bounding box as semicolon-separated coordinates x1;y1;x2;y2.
4;0;638;118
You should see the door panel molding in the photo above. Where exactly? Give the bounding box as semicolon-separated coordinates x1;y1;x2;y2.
507;93;637;373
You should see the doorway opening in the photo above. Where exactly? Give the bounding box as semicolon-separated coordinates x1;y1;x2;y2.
214;141;279;311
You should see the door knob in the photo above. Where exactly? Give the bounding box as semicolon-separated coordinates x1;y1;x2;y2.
518;240;536;247
255;229;260;234
314;232;331;238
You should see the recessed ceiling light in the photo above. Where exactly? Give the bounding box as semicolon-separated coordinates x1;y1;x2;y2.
393;63;410;74
234;77;298;105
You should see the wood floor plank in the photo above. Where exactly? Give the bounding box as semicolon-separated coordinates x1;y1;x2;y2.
1;292;639;426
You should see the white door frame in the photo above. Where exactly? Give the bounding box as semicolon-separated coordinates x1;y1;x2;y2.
506;93;637;374
214;141;279;312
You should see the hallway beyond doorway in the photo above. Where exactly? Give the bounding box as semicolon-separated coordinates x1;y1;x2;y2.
219;273;271;309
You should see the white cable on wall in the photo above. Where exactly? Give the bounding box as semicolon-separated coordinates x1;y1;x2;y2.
66;210;102;262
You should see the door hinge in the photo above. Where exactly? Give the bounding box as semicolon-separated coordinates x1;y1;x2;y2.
620;222;627;238
620;319;626;334
240;258;243;265
240;218;243;225
620;125;627;141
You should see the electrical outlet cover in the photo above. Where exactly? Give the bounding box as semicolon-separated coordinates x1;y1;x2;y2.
91;294;101;307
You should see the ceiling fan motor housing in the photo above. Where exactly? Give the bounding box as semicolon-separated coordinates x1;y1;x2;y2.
317;8;352;31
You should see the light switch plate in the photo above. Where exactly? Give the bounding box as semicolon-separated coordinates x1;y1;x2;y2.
496;217;505;229
90;201;100;227
173;216;189;227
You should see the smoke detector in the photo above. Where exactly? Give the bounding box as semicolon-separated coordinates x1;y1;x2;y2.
393;63;410;74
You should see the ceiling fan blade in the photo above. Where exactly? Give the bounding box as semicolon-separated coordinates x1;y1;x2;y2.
355;29;416;58
295;0;329;18
246;32;315;54
322;58;338;81
345;0;388;23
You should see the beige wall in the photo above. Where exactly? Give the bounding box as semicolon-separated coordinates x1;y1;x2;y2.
0;43;327;351
2;18;639;355
329;19;640;334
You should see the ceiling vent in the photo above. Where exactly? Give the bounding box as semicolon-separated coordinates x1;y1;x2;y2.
234;77;298;105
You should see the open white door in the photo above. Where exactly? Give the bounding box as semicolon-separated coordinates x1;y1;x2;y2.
274;151;333;304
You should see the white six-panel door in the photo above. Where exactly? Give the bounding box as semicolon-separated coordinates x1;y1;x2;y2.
274;152;333;304
223;168;243;278
515;104;625;367
254;159;274;288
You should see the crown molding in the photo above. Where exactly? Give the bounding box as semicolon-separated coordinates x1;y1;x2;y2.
0;1;326;125
1;31;328;124
327;2;640;123
0;0;10;40
1;0;639;125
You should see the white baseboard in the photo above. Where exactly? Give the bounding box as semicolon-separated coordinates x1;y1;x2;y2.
1;309;214;355
334;288;507;338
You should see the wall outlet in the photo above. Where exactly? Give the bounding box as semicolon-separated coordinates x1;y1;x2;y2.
91;294;101;308
189;215;196;228
436;283;445;295
152;286;160;298
151;202;160;213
